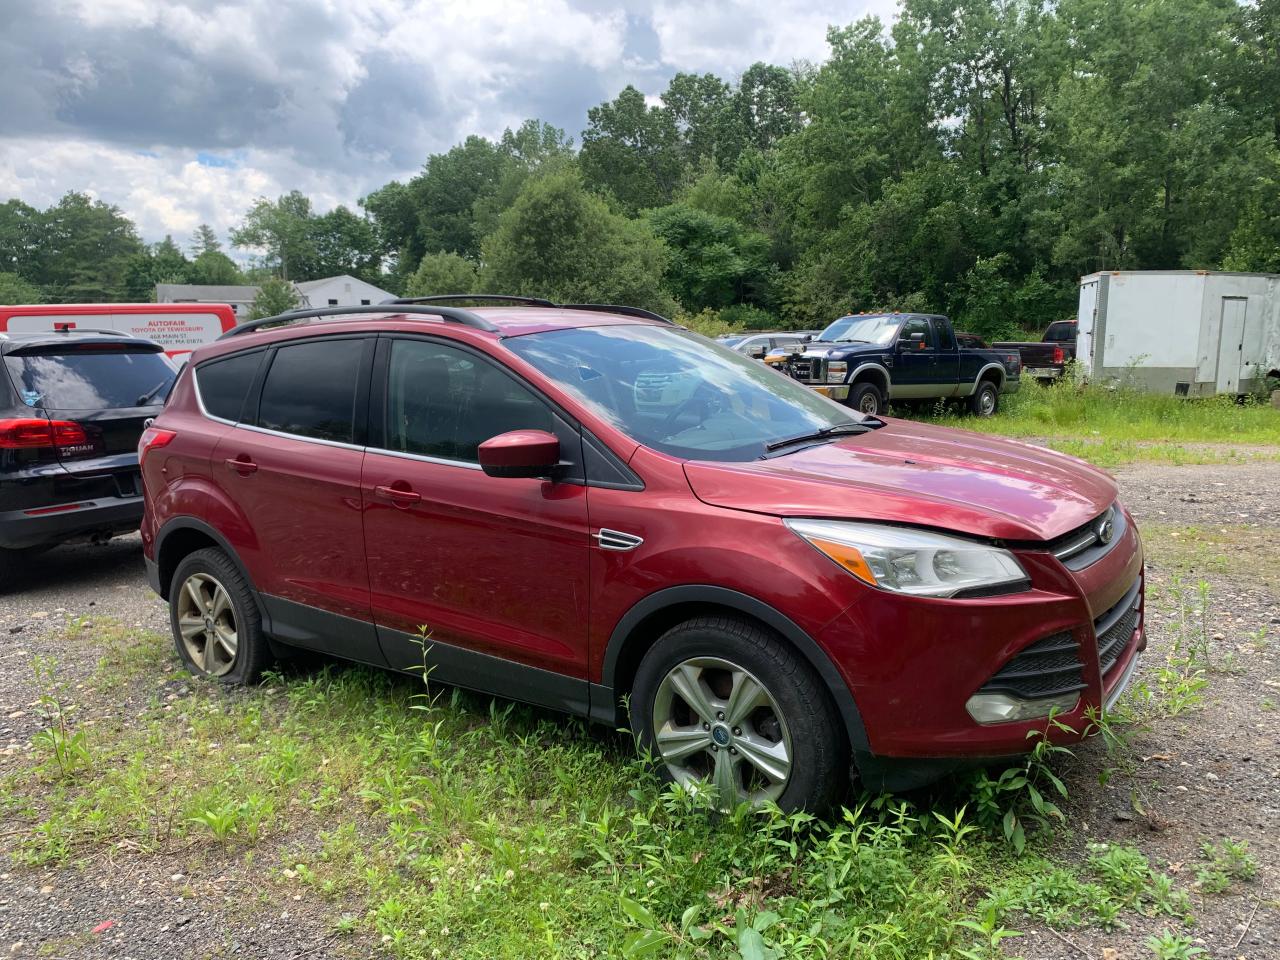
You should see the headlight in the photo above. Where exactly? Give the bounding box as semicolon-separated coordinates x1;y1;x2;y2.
826;361;847;383
786;519;1029;598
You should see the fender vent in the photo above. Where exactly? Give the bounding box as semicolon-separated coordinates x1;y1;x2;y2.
594;528;643;552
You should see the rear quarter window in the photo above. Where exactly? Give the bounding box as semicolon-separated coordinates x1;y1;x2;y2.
195;351;264;422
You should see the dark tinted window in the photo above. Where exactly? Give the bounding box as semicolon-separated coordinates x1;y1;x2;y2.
4;347;176;411
1046;322;1076;342
931;319;955;350
257;339;361;443
196;351;262;422
383;339;554;463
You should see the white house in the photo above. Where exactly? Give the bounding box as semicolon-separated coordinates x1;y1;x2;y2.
295;275;395;308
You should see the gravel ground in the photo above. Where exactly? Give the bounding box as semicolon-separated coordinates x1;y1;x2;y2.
2;462;1278;959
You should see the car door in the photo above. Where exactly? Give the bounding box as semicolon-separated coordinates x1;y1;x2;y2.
360;335;592;709
209;334;383;664
890;318;941;397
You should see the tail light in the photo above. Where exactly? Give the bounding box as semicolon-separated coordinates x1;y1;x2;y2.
138;426;177;466
1052;346;1065;364
0;418;89;450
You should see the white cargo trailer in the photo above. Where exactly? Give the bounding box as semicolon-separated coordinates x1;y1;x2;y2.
1077;270;1280;396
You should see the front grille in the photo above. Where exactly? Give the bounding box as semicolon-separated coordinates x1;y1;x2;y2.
788;357;821;383
1094;576;1142;678
1043;503;1124;570
978;630;1085;700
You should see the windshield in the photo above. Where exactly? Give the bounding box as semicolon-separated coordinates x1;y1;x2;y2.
505;325;867;462
5;347;176;411
817;315;900;344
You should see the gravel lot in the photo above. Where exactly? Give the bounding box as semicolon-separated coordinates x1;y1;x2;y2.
2;461;1278;959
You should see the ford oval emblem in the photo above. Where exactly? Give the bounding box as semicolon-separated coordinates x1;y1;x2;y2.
1097;516;1115;545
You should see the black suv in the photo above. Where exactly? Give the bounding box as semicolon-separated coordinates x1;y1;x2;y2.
0;330;176;571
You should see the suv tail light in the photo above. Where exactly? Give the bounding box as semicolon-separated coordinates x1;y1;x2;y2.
1052;346;1065;364
0;417;89;450
138;426;177;465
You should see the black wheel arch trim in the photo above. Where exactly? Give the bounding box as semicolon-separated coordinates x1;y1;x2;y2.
153;517;274;634
599;585;870;751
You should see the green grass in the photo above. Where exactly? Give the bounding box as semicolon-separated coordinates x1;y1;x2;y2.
0;625;1204;960
905;377;1280;466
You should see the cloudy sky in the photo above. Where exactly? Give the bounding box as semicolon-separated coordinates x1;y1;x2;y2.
0;0;897;246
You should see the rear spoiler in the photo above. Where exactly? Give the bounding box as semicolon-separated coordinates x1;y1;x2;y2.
7;337;165;355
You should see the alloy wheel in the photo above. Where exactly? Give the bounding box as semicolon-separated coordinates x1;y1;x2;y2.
651;656;793;807
979;388;997;415
175;572;238;677
858;393;880;414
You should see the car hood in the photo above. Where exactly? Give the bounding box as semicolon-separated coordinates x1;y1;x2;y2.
683;419;1116;542
777;340;882;359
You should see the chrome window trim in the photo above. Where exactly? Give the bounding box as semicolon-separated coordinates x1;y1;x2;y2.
236;422;365;453
365;446;485;471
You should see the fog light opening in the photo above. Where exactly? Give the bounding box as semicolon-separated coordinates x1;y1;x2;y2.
965;691;1080;725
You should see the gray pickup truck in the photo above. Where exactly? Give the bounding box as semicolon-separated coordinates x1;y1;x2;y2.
764;312;1023;416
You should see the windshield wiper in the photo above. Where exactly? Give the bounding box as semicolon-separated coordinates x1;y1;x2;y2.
764;422;876;453
135;377;175;406
834;338;871;343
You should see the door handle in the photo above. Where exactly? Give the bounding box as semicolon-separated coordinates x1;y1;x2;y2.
225;457;258;475
374;484;421;506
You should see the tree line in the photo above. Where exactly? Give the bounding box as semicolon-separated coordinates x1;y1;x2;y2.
2;0;1278;340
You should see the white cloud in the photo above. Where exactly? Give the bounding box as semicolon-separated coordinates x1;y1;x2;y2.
1;0;900;245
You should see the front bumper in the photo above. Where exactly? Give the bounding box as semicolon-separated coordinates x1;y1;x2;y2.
823;504;1144;772
0;495;143;550
811;384;849;401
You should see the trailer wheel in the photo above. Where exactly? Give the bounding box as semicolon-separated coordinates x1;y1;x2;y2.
968;380;1000;417
846;382;885;416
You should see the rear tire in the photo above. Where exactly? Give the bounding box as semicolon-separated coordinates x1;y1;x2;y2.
968;380;1000;417
631;617;846;813
846;381;885;416
169;547;271;684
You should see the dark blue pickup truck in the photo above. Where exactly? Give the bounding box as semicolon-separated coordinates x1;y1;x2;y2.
764;312;1022;416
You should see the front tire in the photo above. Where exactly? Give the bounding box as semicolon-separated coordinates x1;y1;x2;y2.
846;381;885;416
968;379;1000;417
169;547;271;684
631;617;846;813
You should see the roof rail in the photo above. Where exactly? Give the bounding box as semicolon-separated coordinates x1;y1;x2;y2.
388;293;674;325
386;294;557;308
559;304;674;325
219;304;498;340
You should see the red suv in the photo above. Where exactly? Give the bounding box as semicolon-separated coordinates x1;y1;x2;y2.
140;297;1145;810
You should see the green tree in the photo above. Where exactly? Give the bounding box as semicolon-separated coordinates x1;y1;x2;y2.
189;250;243;285
0;200;44;279
480;167;673;313
580;86;682;213
231;191;318;280
33;192;143;301
0;272;41;305
190;223;222;257
404;252;478;297
647;203;773;310
662;72;733;165
247;277;301;320
311;206;381;282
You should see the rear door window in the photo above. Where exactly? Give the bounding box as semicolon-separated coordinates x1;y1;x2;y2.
196;351;264;422
256;339;362;444
4;346;176;411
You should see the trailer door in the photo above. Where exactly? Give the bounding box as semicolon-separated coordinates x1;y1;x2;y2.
1215;297;1247;394
1076;279;1099;378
